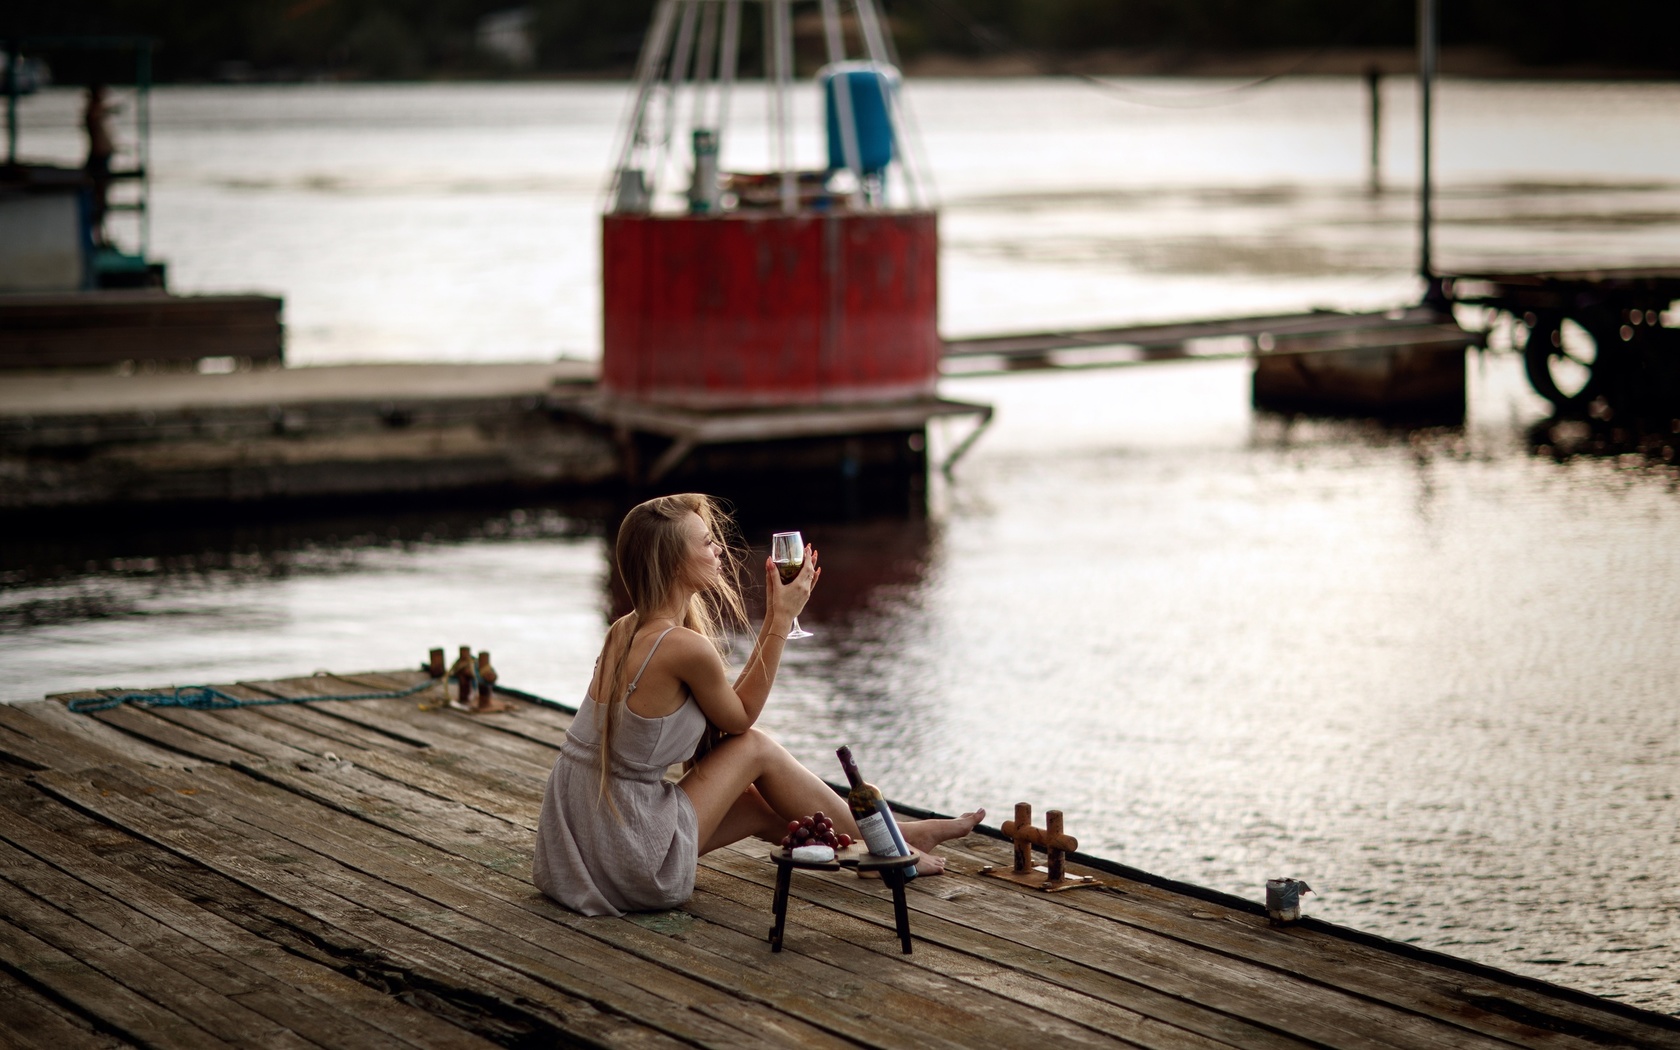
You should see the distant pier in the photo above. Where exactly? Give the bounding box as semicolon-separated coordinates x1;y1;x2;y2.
0;306;1485;516
0;359;983;517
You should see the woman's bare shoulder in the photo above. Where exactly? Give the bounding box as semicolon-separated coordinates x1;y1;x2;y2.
652;626;724;672
661;624;721;653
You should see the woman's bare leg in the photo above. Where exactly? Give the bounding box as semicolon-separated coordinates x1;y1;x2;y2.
681;729;854;850
681;729;985;873
694;784;782;855
900;811;986;853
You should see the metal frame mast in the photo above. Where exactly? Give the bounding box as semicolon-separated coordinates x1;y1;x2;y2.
606;0;919;216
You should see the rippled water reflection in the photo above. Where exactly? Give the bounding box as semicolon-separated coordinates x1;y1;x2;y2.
4;78;1680;1010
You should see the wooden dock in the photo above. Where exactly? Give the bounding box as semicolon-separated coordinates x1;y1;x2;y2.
3;673;1677;1049
0;292;284;371
0;306;1487;512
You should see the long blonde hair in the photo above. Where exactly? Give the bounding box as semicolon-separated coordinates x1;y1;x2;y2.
594;494;748;810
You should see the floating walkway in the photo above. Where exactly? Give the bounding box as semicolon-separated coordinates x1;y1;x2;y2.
0;307;1472;512
3;672;1677;1048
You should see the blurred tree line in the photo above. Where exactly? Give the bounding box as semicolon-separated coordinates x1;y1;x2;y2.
3;0;1675;82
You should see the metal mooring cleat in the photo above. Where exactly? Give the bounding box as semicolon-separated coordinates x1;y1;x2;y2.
980;803;1100;892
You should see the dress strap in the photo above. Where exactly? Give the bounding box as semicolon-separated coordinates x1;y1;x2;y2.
622;625;680;700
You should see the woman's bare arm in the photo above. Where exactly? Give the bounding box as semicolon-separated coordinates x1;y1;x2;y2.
675;550;817;733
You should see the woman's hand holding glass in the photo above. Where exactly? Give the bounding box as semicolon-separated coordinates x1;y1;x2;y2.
768;532;818;640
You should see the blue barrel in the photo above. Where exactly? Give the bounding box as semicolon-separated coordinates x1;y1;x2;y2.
821;63;896;176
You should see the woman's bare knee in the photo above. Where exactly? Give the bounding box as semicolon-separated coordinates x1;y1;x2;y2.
740;727;800;766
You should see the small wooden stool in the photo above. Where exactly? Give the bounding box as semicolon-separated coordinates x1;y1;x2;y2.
767;850;917;953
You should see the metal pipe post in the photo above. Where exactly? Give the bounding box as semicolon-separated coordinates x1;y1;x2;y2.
688;0;719;131
5;39;18;166
1365;65;1381;195
606;0;680;210
854;0;924;206
139;40;153;256
820;0;865;207
655;0;700;195
716;0;741;135
1418;0;1445;308
770;0;794;213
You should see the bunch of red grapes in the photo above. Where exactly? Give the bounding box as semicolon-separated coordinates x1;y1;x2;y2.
779;811;852;851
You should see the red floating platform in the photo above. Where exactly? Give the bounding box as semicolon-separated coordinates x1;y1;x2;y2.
602;210;939;409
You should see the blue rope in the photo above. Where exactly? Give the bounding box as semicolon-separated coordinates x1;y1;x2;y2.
68;677;439;715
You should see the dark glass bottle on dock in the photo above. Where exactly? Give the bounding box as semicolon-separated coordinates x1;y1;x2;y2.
836;746;913;865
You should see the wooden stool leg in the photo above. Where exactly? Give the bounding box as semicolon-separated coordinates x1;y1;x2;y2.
769;861;792;952
882;868;913;954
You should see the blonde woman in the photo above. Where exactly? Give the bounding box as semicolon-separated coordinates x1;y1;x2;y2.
534;493;982;916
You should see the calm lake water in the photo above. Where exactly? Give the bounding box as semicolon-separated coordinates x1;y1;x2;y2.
5;78;1680;1011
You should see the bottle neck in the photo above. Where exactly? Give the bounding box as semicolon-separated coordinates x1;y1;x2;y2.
836;746;865;789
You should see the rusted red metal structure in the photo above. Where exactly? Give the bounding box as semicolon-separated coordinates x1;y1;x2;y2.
578;0;989;488
602;209;939;408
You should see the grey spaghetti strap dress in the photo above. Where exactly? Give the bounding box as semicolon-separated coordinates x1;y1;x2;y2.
533;626;708;916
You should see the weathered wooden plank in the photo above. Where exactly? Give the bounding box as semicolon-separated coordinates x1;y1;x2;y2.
101;751;1014;1050
315;675;571;766
0;801;499;1050
679;870;1187;1050
171;758;864;1050
226;752;537;865
0;963;137;1050
150;716;548;872
236;683;440;748
0;716;54;771
141;690;544;826
115;761;935;1050
19;771;666;1050
698;847;1314;1050
0;837;421;1050
157;735;1290;1048
1;698;189;770
0;777;554;1050
240;692;554;806
700;843;1520;1050
321;670;571;757
158;751;1259;1050
0;914;228;1049
341;670;579;750
83;701;1355;1050
0;881;315;1048
284;804;1026;1050
688;862;1267;1050
142;702;327;764
87;703;275;766
243;675;559;776
936;836;1674;1050
244;696;440;754
31;764;808;1050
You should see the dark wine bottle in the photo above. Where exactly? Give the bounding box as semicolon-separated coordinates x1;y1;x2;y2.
836;746;915;873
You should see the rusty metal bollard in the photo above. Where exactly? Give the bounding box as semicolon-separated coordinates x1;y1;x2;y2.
1266;878;1313;925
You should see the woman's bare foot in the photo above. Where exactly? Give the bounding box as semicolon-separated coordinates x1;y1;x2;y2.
912;847;947;876
858;809;983;877
858;846;948;877
900;809;985;854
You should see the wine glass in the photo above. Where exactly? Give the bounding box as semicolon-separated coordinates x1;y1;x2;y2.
770;531;814;640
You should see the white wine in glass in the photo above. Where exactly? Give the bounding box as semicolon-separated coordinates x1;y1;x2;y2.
770;531;814;640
